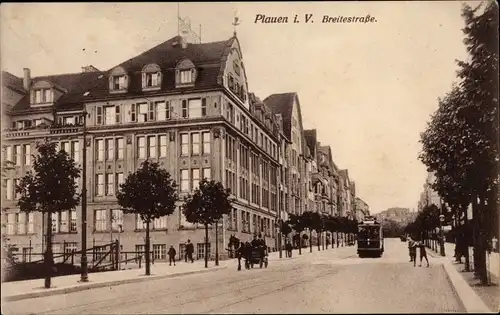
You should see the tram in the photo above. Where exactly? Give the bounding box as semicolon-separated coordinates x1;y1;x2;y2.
357;216;384;258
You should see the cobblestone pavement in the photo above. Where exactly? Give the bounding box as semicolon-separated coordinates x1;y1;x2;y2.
2;239;463;314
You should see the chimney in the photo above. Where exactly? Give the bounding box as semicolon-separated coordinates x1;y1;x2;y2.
23;68;31;90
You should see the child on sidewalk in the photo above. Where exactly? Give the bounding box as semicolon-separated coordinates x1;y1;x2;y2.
418;241;429;267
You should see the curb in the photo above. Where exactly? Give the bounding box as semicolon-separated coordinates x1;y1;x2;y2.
440;260;492;313
3;265;227;302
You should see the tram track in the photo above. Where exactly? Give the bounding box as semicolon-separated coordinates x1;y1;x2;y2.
36;264;306;314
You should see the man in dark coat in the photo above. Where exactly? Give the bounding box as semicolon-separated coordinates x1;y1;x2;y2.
168;245;176;266
185;239;194;263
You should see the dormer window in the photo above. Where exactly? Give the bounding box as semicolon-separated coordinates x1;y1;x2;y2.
113;76;126;90
34;88;53;104
175;59;197;88
109;66;129;94
142;64;162;91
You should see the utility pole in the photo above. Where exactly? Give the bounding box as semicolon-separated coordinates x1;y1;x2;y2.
80;110;89;282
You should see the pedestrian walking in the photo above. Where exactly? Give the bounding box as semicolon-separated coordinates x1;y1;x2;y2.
244;241;252;269
492;236;498;253
235;241;243;271
408;237;415;262
285;240;293;258
409;239;417;267
168;245;176;266
185;239;194;263
418;241;429;267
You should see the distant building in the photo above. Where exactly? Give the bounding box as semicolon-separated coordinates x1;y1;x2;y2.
417;172;442;211
354;197;369;221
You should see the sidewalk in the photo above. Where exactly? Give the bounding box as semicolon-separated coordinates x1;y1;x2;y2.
2;259;227;302
427;242;499;278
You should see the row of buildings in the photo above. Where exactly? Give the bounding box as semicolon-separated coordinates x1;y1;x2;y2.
1;31;370;262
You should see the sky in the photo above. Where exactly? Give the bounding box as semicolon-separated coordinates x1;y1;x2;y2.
1;1;476;213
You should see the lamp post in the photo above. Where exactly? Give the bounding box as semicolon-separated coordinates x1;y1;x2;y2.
117;223;123;270
79;110;89;282
439;213;445;257
276;219;283;259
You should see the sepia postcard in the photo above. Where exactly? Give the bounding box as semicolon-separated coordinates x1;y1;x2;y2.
1;1;499;314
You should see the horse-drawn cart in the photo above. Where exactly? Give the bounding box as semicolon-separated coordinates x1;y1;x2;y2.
249;247;268;269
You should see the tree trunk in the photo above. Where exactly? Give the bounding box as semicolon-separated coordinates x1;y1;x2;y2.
472;196;480;278
309;230;313;253
336;232;339;248
215;220;219;266
204;224;209;268
145;220;151;276
45;210;53;288
464;207;470;272
477;196;489;285
298;232;302;255
317;231;321;252
322;232;325;250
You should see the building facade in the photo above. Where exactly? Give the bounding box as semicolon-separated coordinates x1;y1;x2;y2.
2;33;366;262
417;171;442;212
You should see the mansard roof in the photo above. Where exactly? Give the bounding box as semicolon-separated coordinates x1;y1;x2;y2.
2;71;24;94
57;36;234;108
11;35;237;113
11;71;105;113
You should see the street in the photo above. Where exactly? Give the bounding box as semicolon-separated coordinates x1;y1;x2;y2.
3;239;463;314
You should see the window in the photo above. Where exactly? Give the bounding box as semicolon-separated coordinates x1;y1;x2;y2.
191;133;200;155
24;144;31;165
95;210;107;231
180;70;193;84
14;179;20;200
188;99;202;118
96;106;103;125
64;242;78;254
136;215;146;230
148;103;155;121
180;169;189;192
5;179;13;200
202;132;210;154
137;136;146;159
71;141;80;163
137;103;148;122
96;174;104;196
192;169;200;190
96;140;104;161
27;212;34;233
106;173;114;196
70;210;77;232
180;134;189;156
33;88;53;103
5;146;12;162
51;212;59;233
116;138;124;159
14;145;21;166
113;76;126;90
105;139;114;160
135;245;145;259
59;211;69;233
6;213;15;235
154;216;167;230
105;106;115;125
145;72;161;88
181;100;188;118
148;136;156;158
111;209;124;232
159;135;167;157
17;212;26;234
201;98;207;116
156;101;167;121
203;168;211;181
153;244;166;260
116;173;124;193
197;243;211;260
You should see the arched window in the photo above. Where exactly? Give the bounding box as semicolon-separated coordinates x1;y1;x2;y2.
141;64;162;90
109;66;129;93
175;59;197;87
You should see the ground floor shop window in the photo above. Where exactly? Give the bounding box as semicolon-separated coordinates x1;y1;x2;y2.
197;243;211;259
153;244;166;260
